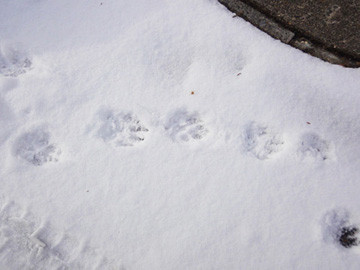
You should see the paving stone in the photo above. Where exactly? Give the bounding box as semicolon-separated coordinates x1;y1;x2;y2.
219;0;360;67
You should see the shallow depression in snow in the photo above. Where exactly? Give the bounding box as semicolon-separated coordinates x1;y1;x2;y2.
242;121;284;160
0;43;32;77
94;109;149;147
0;201;121;269
165;108;209;143
13;127;61;166
321;209;360;249
299;132;334;161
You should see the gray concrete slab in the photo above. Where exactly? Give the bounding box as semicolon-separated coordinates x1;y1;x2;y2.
219;0;360;67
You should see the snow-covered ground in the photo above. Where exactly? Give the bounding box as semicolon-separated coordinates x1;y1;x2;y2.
1;0;360;269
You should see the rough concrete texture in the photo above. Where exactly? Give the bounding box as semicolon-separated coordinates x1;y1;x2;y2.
219;0;360;67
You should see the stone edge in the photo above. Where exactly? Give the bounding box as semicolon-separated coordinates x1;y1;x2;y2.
219;0;360;68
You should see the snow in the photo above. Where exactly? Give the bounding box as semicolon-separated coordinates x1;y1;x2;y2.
1;0;360;269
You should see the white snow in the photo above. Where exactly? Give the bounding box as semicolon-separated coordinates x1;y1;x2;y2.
1;0;360;269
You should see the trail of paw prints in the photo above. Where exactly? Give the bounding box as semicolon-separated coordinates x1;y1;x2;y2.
243;122;285;160
165;109;209;143
298;133;334;161
0;43;32;77
95;109;149;147
0;200;123;269
321;209;360;249
13;127;61;166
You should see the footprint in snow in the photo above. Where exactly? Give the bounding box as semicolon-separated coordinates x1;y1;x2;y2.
165;109;209;143
0;43;32;77
321;209;360;248
299;132;334;161
243;122;284;160
96;109;149;147
13;128;61;166
0;200;122;269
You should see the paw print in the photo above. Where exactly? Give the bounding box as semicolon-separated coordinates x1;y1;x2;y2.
165;109;208;143
243;122;284;160
299;133;334;161
14;128;61;166
96;109;149;147
0;44;32;77
322;209;360;248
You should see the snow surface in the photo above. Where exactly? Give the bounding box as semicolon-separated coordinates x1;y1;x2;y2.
1;0;360;269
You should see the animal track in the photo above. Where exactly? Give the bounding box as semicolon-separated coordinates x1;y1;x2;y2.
321;209;360;248
14;128;61;166
299;133;334;161
0;200;121;269
243;122;284;160
165;109;209;143
96;109;149;147
0;44;32;77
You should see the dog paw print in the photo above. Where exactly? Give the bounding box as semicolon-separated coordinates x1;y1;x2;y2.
243;122;284;160
322;209;360;248
14;128;61;166
299;133;334;161
0;44;32;77
96;109;149;147
165;109;209;143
